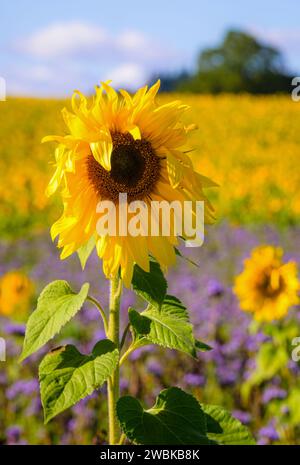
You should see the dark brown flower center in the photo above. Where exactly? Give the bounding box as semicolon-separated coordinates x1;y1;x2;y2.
86;132;161;202
257;270;285;298
110;144;145;187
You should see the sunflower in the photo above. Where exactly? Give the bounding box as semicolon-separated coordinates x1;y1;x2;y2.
234;245;299;322
0;271;34;317
44;81;216;286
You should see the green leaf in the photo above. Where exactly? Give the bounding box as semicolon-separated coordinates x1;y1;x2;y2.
117;387;210;445
128;307;151;334
20;281;89;361
195;339;212;352
241;342;288;401
202;404;255;445
39;340;118;423
77;236;96;270
129;295;196;357
132;259;167;307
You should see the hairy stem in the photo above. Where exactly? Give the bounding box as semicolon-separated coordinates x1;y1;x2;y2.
107;275;122;445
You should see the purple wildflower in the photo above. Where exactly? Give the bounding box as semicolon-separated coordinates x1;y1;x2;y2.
258;421;279;442
262;386;287;404
232;410;251;424
183;373;205;386
6;379;39;400
6;425;22;444
3;322;26;336
207;279;224;297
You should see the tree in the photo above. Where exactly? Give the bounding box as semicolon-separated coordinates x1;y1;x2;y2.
176;30;292;94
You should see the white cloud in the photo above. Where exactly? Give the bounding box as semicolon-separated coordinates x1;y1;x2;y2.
17;21;107;59
105;63;147;88
8;20;186;96
16;20;182;66
116;29;182;67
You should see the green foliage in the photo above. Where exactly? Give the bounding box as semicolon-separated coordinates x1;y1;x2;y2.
117;387;210;445
285;388;300;425
242;341;289;401
18;257;254;445
129;295;197;357
130;260;209;357
202;404;255;445
195;339;212;352
20;281;89;361
117;387;255;445
132;259;167;308
39;340;118;423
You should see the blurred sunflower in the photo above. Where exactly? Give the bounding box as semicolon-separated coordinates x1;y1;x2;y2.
234;246;299;322
44;80;216;286
0;271;34;317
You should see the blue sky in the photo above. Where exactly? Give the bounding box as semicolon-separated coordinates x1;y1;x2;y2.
1;0;300;96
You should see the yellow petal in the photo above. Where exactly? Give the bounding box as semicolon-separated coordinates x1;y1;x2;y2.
166;153;183;188
90;137;113;171
129;125;141;140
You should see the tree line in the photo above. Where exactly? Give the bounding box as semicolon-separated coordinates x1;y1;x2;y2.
155;30;293;94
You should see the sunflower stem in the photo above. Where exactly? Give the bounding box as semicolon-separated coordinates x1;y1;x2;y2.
107;275;122;445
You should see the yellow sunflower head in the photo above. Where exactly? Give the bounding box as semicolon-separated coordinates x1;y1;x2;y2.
0;271;34;317
44;80;216;286
234;245;300;322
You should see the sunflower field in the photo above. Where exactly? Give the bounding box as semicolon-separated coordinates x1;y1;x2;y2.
1;92;300;445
